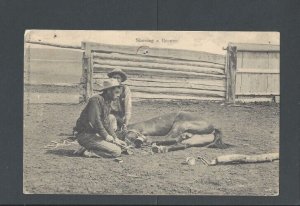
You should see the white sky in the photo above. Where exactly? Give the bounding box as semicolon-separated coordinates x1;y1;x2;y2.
25;30;279;55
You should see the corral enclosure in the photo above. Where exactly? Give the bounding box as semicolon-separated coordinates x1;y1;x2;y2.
24;41;280;104
80;42;280;103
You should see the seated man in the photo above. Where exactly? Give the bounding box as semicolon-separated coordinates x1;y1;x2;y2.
73;79;127;158
107;68;132;131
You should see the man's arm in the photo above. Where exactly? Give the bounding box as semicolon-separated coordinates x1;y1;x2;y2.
123;86;132;126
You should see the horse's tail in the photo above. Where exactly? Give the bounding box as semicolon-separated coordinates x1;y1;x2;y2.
208;129;227;149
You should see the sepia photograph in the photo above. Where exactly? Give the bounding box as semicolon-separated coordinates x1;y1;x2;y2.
24;30;280;195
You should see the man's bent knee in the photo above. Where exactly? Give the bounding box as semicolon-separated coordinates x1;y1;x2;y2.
108;114;118;131
110;145;122;157
95;141;122;157
88;143;121;158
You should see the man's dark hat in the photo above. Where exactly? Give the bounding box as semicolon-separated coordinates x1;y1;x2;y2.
107;68;128;82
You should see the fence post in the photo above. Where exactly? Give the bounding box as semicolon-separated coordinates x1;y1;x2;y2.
89;52;94;98
80;42;93;102
79;53;88;102
226;45;237;103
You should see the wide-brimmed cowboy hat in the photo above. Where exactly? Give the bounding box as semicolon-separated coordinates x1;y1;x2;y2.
107;68;128;82
98;79;121;92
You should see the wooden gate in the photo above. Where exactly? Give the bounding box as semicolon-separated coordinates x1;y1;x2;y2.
80;42;227;102
225;43;280;103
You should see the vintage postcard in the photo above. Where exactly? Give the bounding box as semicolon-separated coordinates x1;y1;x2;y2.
24;30;279;195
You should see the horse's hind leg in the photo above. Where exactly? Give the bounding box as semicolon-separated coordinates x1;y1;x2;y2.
161;122;188;139
165;144;188;152
150;122;207;145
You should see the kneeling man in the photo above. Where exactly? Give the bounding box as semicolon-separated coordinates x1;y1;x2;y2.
74;79;127;158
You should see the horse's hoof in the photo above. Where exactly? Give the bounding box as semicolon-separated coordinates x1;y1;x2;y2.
151;145;168;153
134;139;143;148
151;145;159;153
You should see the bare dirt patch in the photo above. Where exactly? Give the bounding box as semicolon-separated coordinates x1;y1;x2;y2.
24;98;279;195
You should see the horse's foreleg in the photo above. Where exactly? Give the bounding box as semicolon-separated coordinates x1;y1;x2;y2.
166;143;189;152
146;136;178;145
153;132;193;145
154;139;178;146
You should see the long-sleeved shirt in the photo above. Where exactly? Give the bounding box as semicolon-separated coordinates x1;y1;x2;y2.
74;94;117;139
110;85;132;125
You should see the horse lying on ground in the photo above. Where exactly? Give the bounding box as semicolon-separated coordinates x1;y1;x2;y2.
124;111;226;153
46;111;226;154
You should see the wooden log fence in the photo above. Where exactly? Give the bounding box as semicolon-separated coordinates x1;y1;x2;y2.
80;41;227;102
26;41;279;103
79;41;279;103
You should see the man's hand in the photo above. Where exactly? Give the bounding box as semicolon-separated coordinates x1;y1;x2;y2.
106;135;115;143
115;138;127;146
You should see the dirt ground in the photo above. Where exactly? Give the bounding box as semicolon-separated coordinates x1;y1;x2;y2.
23;94;279;195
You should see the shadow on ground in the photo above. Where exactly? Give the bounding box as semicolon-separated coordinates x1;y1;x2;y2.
46;149;80;157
